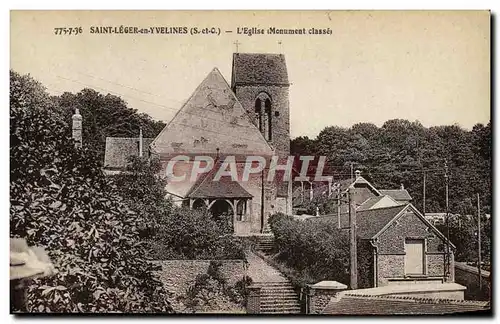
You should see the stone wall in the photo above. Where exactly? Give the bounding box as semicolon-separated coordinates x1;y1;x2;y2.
308;289;337;314
306;281;348;314
155;259;247;312
454;262;491;301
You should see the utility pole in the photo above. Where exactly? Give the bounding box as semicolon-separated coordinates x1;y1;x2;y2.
337;184;341;229
301;181;304;204
350;163;354;181
138;127;143;158
444;159;450;281
477;193;482;291
423;170;426;217
349;188;358;289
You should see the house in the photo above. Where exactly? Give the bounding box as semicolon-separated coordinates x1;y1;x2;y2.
103;130;154;176
293;170;412;215
310;203;456;288
101;53;293;235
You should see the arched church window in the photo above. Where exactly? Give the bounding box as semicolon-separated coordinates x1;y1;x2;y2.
265;99;272;141
255;93;272;140
255;98;262;132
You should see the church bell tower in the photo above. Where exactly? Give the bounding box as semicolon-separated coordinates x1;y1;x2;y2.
231;53;290;157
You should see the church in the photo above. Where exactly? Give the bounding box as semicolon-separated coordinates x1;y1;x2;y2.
103;53;293;235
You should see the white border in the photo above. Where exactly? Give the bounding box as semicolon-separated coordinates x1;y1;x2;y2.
3;1;497;324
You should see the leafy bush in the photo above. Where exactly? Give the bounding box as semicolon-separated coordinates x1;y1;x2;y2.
10;70;171;313
149;207;246;260
181;261;245;313
111;155;173;238
232;275;253;305
268;213;350;286
112;157;245;261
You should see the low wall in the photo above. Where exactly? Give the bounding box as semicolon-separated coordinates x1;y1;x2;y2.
306;281;348;314
454;262;490;301
347;282;467;301
155;259;247;312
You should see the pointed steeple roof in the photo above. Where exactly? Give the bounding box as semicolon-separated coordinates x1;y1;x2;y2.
151;68;274;157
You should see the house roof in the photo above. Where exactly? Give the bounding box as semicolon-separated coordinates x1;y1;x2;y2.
379;189;412;201
231;53;289;86
103;137;154;169
292;176;381;208
332;176;382;196
356;196;385;211
321;294;490;315
357;195;401;211
151;67;274;157
186;161;253;199
350;205;407;239
314;205;407;239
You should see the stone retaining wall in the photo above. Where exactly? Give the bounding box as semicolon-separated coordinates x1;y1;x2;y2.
155;259;247;312
454;262;490;301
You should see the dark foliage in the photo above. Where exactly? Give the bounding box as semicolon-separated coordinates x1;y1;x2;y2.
10;70;171;312
291;119;491;216
53;88;165;163
269;213;350;287
149;207;246;260
181;261;246;312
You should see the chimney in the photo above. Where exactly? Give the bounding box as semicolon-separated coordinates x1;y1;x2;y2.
400;183;405;190
355;170;361;179
139;127;143;158
72;108;82;148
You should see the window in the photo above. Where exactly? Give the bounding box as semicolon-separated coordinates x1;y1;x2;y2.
236;200;246;221
405;239;425;275
255;93;272;140
255;99;262;132
265;99;272;141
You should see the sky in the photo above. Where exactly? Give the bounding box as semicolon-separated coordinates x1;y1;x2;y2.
10;10;490;138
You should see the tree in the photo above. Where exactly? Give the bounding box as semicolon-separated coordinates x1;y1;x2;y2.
10;70;171;313
291;119;491;218
111;155;172;237
54;89;165;163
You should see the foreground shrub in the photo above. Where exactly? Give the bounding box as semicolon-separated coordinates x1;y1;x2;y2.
150;207;246;260
10;71;171;313
181;261;246;313
268;213;350;286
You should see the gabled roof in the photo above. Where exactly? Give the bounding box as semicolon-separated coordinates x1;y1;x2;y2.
313;205;407;239
353;205;408;239
186;160;253;199
356;196;385;211
104;137;154;169
151;68;274;157
357;195;400;211
333;176;382;196
231;53;289;86
379;189;412;201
